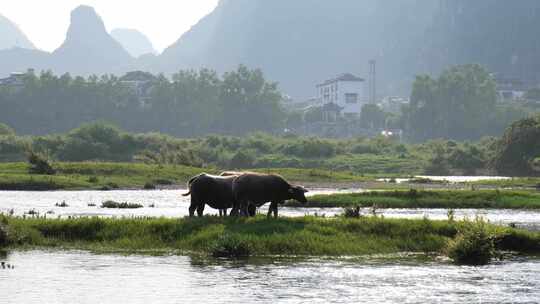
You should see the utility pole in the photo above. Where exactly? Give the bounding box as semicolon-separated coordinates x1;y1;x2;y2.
369;60;376;104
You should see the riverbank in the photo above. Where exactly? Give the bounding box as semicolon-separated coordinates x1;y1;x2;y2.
0;162;379;191
2;162;539;191
298;190;540;209
2;216;539;260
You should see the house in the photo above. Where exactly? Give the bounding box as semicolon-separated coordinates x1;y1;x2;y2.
119;71;157;107
493;75;528;102
316;73;365;119
0;69;34;92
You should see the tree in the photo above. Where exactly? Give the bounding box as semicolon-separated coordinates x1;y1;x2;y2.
407;64;498;141
492;114;540;176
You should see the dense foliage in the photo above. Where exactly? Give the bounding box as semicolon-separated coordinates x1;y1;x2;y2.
492;114;540;176
405;65;530;142
0;66;284;136
0;122;498;175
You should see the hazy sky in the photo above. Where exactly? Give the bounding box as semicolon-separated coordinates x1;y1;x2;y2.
0;0;219;52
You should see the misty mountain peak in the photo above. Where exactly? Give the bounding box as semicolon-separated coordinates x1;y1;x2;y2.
52;5;132;75
0;14;35;50
65;5;107;43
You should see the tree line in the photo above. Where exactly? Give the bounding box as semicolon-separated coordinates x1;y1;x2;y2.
0;65;284;136
0;63;537;142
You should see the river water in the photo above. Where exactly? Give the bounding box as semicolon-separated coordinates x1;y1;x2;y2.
1;187;539;303
1;189;539;230
0;250;539;304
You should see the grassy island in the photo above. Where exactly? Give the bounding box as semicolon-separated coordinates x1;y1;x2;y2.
1;216;539;263
300;190;540;209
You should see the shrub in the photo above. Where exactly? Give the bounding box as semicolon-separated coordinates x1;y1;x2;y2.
210;234;252;258
27;151;56;175
101;201;143;209
144;182;156;190
447;221;495;265
88;176;99;183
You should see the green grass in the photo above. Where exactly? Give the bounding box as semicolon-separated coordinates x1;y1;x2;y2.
2;216;538;258
299;189;540;209
0;162;379;190
470;177;540;188
0;162;213;190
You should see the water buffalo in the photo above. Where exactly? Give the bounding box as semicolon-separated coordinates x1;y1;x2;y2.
182;173;256;217
182;173;236;217
232;173;308;218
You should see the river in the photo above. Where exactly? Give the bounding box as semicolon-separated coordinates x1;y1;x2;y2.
0;250;539;303
1;189;539;230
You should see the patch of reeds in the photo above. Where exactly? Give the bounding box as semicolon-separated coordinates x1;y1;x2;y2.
100;201;143;209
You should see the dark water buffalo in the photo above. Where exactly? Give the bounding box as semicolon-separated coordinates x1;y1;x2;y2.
232;173;308;218
182;173;257;217
182;173;236;217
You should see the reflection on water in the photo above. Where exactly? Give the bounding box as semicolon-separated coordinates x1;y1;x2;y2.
1;190;539;230
0;251;539;304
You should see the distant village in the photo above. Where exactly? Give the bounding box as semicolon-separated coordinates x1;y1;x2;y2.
1;66;539;140
282;64;540;139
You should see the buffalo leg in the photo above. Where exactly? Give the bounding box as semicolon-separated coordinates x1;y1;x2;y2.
267;201;279;218
189;205;197;217
189;197;198;217
197;204;205;217
247;204;256;217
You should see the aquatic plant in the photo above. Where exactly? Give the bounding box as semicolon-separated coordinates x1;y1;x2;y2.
55;201;69;208
101;201;143;209
343;206;361;218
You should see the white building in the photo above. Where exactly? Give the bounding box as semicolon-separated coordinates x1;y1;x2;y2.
316;73;366;119
493;74;528;103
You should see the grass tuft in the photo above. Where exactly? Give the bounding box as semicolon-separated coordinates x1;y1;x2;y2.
210;233;252;258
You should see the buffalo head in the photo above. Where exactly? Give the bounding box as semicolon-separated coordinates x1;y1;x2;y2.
288;185;308;203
